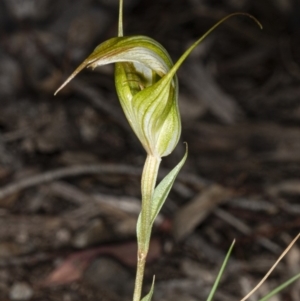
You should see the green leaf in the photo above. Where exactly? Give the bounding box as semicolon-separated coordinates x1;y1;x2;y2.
136;213;143;247
206;240;235;301
150;145;188;226
141;276;155;301
136;146;187;248
258;273;300;301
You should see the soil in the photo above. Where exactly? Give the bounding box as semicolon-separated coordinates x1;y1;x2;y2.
0;0;300;300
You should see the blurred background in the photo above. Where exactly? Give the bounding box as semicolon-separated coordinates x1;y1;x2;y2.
0;0;300;300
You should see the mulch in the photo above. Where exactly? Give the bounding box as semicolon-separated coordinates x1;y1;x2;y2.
0;0;300;300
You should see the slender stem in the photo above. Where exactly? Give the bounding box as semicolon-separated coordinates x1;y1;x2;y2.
133;252;147;301
140;155;161;251
118;0;123;37
133;154;161;301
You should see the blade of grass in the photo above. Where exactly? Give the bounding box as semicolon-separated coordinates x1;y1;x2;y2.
258;272;300;301
206;240;235;301
240;233;300;301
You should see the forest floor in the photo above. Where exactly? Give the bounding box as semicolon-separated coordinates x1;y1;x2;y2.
0;0;300;300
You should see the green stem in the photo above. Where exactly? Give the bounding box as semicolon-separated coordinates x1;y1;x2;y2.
133;154;161;301
118;0;123;37
133;252;146;301
140;155;161;251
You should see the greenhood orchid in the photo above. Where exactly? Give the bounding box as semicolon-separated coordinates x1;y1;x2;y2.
55;35;180;158
55;12;261;159
55;2;262;301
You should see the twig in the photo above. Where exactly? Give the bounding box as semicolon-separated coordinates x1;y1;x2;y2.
72;80;130;130
182;62;244;124
279;36;300;80
48;181;130;220
240;233;300;301
0;164;141;200
214;208;282;254
0;163;208;201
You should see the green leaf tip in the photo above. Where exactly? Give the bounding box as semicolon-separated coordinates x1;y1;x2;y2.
258;272;300;301
141;276;155;301
206;240;235;301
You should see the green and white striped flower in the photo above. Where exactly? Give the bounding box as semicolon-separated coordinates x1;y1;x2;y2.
55;8;261;159
55;35;180;158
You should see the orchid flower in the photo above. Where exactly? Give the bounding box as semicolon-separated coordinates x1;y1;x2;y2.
55;1;261;300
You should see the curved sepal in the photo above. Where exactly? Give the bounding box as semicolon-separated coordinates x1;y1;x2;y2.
55;36;174;95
